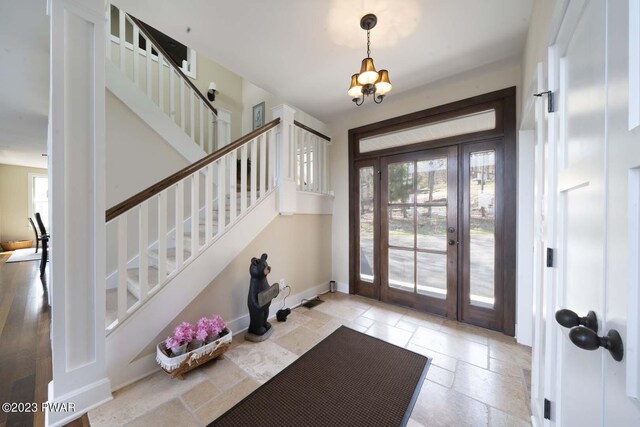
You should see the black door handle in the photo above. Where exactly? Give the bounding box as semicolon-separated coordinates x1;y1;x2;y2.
447;239;456;246
555;309;598;333
569;326;624;362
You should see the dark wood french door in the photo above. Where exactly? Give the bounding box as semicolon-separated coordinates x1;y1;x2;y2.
349;88;516;335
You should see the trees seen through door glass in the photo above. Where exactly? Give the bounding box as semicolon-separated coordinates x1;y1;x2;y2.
359;167;375;282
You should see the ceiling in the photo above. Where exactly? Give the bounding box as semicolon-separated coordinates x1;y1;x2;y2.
0;0;534;168
117;0;534;123
0;0;49;168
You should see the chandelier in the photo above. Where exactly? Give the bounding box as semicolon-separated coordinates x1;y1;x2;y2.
348;14;392;106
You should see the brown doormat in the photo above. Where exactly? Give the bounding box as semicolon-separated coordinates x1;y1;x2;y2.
209;326;430;427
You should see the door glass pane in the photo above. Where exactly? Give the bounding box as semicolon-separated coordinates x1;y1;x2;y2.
359;167;374;282
417;158;447;203
417;206;447;251
388;162;414;204
417;252;447;298
469;150;495;308
389;207;414;248
388;248;414;291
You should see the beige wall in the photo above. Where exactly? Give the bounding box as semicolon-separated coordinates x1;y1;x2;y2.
521;0;558;113
189;54;243;141
136;214;332;358
241;80;330;136
0;164;47;244
327;57;521;288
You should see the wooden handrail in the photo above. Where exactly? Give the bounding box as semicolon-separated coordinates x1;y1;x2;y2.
294;120;331;142
128;14;217;117
106;118;280;222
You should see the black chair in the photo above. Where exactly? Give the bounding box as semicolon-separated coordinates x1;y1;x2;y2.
34;213;49;276
29;218;42;253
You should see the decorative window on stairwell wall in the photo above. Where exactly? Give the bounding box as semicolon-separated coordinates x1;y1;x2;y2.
109;5;197;78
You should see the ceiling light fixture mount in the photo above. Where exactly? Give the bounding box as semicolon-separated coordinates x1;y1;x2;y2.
348;13;392;106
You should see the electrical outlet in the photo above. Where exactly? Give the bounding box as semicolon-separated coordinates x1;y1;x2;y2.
279;279;286;291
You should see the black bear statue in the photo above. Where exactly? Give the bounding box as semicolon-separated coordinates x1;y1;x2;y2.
245;253;279;342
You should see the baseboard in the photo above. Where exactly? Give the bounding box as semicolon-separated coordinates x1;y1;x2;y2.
336;281;349;294
45;378;112;427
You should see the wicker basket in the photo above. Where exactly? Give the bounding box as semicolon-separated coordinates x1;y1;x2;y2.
1;240;33;251
156;328;232;379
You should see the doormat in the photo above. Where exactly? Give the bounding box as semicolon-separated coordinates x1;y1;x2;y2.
209;326;430;427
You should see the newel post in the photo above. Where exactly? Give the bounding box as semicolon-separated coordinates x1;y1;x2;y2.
46;0;112;425
272;104;297;214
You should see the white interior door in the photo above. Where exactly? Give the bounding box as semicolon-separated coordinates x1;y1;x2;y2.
551;1;606;424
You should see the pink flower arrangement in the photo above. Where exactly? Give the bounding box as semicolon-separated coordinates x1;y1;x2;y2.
196;315;228;341
165;322;194;350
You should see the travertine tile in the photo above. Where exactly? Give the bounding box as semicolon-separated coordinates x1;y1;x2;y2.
298;307;333;324
411;326;489;368
313;299;367;321
268;310;311;340
426;364;455;388
407;418;426;427
489;406;532;426
400;310;444;330
225;339;297;383
125;399;198;427
362;305;405;326
396;319;419;333
366;322;413;348
412;380;489;427
181;380;219;411
489;357;526;378
352;315;375;329
439;321;490;345
275;326;323;355
194;377;260;424
201;357;247;391
453;362;530;421
89;370;207;426
489;339;532;368
405;343;458;372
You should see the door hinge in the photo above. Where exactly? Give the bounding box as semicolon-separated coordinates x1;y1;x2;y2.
544;398;552;420
546;248;554;268
534;90;555;113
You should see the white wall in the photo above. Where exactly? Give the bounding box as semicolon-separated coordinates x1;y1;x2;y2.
0;164;47;243
106;90;188;208
328;57;521;293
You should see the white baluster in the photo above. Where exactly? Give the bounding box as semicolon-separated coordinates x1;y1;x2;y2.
118;9;125;71
157;191;167;284
175;180;184;267
117;215;127;321
298;129;304;191
241;145;248;214
205;164;213;244
191;172;199;254
250;139;257;205
229;150;237;222
268;129;275;190
190;90;195;141
305;132;311;191
105;4;111;61
132;25;139;87
157;53;164;111
169;68;175;123
323;141;328;194
208;111;214;154
217;159;225;234
314;136;320;193
199;102;205;150
138;201;149;299
259;134;266;197
146;35;152;97
180;80;186;131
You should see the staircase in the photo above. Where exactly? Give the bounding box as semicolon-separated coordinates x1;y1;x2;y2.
102;5;332;389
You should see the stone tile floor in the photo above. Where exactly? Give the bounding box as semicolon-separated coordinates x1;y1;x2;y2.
89;292;532;426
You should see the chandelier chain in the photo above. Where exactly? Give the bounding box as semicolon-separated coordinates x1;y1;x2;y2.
367;29;371;57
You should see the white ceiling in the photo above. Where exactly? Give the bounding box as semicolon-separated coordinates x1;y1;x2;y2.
0;0;49;168
117;0;534;123
0;0;533;168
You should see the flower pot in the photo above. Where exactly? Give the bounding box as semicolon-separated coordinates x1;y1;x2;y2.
188;339;203;351
205;334;219;344
171;343;188;357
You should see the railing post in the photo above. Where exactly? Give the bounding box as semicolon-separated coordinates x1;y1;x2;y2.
272;104;297;215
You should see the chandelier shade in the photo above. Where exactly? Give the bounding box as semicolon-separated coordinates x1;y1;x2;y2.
348;14;391;106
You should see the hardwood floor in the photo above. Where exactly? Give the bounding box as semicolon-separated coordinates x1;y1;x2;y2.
0;251;90;427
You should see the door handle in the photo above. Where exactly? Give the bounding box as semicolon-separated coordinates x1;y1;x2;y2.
555;309;598;333
569;326;624;362
448;239;456;246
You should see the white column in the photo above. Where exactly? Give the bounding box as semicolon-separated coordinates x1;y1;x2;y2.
47;0;112;425
272;104;296;215
216;106;232;149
